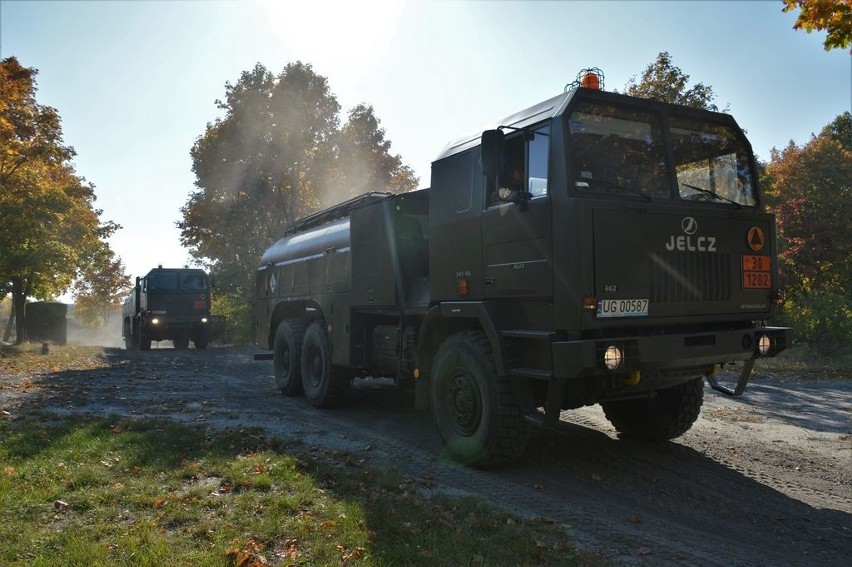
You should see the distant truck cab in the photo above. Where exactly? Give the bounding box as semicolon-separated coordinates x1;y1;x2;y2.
122;267;211;350
254;70;791;467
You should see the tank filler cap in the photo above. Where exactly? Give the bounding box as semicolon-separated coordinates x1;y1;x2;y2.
565;67;605;92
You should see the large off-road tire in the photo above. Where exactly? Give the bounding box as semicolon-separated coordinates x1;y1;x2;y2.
138;325;151;351
194;327;209;350
273;320;306;396
124;322;134;351
430;331;530;468
173;335;190;350
601;377;705;441
300;321;349;407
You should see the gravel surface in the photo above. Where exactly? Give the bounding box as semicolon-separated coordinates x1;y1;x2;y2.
2;345;850;565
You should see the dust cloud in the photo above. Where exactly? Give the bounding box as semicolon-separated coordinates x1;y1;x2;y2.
66;315;125;348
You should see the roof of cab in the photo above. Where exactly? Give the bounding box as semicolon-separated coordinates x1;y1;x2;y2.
433;90;576;162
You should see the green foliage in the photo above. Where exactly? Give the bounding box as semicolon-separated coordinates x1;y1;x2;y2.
821;111;851;150
782;0;852;51
71;244;131;329
781;291;852;358
624;52;722;111
180;61;419;335
209;292;253;345
0;57;120;343
763;124;852;300
764;113;852;358
333;103;419;200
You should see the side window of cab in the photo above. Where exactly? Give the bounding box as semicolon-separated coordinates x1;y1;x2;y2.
528;124;549;197
489;123;550;205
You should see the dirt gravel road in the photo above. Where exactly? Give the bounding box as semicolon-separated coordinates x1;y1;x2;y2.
3;345;850;565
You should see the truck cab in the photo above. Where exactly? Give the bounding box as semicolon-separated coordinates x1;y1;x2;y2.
122;267;211;350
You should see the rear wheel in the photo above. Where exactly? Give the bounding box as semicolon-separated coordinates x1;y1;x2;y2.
601;377;704;441
273;320;305;396
430;331;529;468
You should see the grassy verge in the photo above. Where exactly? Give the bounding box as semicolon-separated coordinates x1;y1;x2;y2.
753;344;852;380
1;344;598;566
0;343;111;377
0;414;593;566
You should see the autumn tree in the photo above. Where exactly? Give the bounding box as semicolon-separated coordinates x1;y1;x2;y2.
782;0;852;51
624;52;722;111
180;62;418;341
72;243;132;329
0;57;120;343
763;112;852;356
331;104;418;200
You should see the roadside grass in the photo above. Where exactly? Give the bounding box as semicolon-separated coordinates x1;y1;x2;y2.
0;343;111;377
753;344;852;380
0;344;598;564
0;413;595;566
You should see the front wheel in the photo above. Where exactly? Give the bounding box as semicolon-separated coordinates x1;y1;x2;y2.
138;325;151;351
430;331;529;468
173;335;190;350
301;321;349;407
123;322;134;351
601;377;704;441
194;327;209;350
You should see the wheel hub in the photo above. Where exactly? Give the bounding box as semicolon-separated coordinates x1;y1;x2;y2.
448;373;481;436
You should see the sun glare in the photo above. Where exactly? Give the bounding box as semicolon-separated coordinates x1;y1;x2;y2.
253;0;405;88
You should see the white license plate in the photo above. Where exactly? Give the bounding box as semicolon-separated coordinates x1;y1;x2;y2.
596;299;649;318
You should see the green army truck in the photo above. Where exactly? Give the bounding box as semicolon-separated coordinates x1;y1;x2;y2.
122;267;211;351
254;70;791;467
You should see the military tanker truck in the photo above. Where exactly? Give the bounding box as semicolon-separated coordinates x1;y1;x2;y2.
123;266;211;350
255;71;791;467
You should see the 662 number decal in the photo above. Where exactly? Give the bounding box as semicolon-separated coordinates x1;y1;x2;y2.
596;298;649;318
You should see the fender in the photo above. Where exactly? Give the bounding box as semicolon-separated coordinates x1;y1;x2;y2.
417;301;506;378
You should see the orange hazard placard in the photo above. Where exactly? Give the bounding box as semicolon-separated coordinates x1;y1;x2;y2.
742;254;771;289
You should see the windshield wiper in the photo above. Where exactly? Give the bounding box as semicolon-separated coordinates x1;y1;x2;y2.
680;183;742;209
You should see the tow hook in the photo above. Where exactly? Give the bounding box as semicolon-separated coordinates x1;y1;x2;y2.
706;358;756;396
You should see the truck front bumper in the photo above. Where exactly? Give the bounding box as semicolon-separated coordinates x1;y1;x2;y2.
524;326;792;428
552;326;791;380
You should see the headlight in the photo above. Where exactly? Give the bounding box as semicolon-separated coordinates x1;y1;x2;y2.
151;318;160;325
201;317;208;323
758;334;771;355
603;345;623;370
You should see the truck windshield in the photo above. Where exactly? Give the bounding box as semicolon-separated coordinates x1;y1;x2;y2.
180;272;207;290
568;103;669;199
567;103;759;207
148;272;177;291
669;116;757;207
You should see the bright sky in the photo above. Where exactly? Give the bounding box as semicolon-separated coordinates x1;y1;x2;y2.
1;0;849;294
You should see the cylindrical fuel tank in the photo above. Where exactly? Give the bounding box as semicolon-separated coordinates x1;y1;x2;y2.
259;217;351;267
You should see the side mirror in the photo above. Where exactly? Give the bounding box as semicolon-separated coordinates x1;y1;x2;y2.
480;129;505;178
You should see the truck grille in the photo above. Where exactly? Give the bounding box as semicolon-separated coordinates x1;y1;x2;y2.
650;252;731;302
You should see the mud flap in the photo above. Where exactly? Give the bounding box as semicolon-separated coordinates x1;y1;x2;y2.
706;357;756;396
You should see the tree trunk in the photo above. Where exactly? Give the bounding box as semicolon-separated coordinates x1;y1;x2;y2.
2;302;15;343
11;277;27;345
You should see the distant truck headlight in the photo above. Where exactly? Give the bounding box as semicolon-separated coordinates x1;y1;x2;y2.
151;318;160;325
758;334;772;355
603;345;623;370
201;317;208;323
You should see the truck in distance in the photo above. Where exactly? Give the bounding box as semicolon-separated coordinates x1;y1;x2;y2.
254;69;791;467
122;266;211;351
